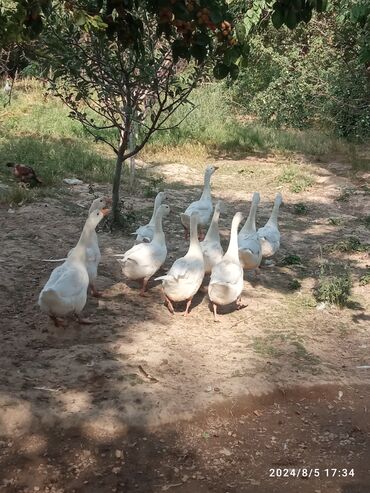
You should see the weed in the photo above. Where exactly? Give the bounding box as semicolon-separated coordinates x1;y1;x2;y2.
315;264;351;307
143;175;164;198
288;279;302;290
336;188;355;202
252;336;283;358
329;236;369;253
359;272;370;286
293;202;308;215
328;217;344;226
362;215;370;229
278;165;313;193
281;254;302;265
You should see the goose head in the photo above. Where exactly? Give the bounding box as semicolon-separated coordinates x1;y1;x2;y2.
156;191;167;203
252;192;260;204
157;203;170;218
275;192;283;206
89;196;112;214
205;165;218;178
86;207;110;229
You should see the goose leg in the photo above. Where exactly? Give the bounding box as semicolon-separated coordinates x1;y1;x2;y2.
183;297;193;316
50;315;65;328
90;283;102;298
139;278;149;297
212;303;220;323
236;296;246;310
198;229;205;241
163;290;175;314
75;315;93;325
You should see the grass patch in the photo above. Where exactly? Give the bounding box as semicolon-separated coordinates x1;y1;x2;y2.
277;164;313;193
359;271;370;286
328;217;344;226
252;332;320;367
281;254;302;266
336;187;355;202
315;264;351;307
288;279;302;290
293;202;308;215
328;236;369;253
0;79;367;209
362;215;370;229
142;175;165;198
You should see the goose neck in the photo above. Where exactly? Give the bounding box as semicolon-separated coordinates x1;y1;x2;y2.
187;217;202;257
267;199;281;225
200;172;212;201
205;209;220;242
240;200;258;234
225;217;241;261
152;211;165;243
149;195;162;226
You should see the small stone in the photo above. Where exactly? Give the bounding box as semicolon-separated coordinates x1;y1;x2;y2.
115;450;123;459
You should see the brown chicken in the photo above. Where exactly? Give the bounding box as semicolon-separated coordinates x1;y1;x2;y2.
6;162;43;187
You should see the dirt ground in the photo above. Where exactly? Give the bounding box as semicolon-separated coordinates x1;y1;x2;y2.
0;155;369;492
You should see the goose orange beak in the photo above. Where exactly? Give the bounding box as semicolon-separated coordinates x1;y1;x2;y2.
101;208;110;217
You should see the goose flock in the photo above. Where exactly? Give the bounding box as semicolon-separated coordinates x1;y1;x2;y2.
38;165;283;325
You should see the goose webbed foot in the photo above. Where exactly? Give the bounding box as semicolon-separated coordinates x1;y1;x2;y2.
90;284;103;298
50;315;65;328
236;296;246;310
76;315;93;325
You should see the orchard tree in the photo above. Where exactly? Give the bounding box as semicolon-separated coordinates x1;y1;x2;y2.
1;0;330;221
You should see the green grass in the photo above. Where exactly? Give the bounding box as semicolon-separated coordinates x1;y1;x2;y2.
315;264;352;307
277;164;314;193
0;79;368;206
359;271;370;286
293;202;308;215
328;236;369;253
281;254;302;266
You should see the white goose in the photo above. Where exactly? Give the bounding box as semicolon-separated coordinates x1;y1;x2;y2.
84;196;111;296
257;193;283;258
156;213;205;316
238;192;262;272
38;207;109;327
42;196;111;297
200;200;224;274
208;212;244;322
180;165;218;239
132;191;167;243
117;204;170;295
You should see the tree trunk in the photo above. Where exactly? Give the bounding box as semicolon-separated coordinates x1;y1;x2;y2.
112;145;126;224
128;124;137;190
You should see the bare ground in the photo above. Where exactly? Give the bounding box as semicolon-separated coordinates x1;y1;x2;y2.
0;154;369;492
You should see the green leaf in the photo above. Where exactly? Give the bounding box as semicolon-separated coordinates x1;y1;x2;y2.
301;7;312;23
271;10;284;29
190;44;208;63
194;32;210;46
213;62;230;79
224;46;241;65
229;63;240;80
235;22;246;42
74;11;87;26
284;10;297;29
